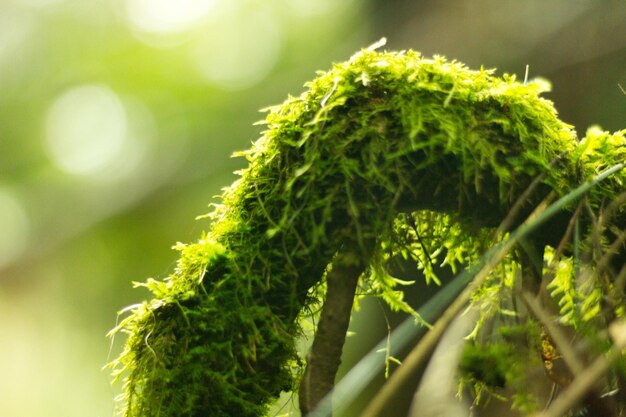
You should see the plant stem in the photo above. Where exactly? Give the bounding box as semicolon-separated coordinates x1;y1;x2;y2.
299;248;367;416
532;320;626;417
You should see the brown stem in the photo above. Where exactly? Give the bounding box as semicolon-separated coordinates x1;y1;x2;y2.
299;249;366;416
532;320;626;417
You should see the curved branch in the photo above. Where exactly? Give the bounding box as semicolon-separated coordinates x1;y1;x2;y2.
109;43;626;417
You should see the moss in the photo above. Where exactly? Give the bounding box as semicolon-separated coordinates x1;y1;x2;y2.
459;322;544;412
108;43;626;417
460;343;516;388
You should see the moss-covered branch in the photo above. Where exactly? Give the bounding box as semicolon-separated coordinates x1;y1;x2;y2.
108;41;626;417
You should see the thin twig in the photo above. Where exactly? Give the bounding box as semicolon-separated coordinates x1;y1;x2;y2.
520;291;585;376
599;189;626;228
584;200;604;263
543;202;582;283
407;214;435;272
615;262;626;295
596;226;626;276
494;155;566;240
495;170;548;237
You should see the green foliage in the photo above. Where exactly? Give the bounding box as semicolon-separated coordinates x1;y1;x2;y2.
459;321;544;413
109;43;626;417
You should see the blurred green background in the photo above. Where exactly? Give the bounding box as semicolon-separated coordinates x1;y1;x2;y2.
0;0;624;416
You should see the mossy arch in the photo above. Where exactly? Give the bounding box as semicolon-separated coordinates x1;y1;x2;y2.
109;43;626;417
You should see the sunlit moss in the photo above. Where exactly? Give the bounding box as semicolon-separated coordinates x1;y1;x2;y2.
108;44;626;417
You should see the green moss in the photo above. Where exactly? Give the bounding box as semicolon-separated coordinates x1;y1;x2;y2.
459;322;543;412
108;43;626;417
460;343;516;388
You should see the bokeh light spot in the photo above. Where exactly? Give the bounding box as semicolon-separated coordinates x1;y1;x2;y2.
287;0;354;17
126;0;217;35
192;12;281;90
45;85;128;176
0;189;29;270
18;0;65;8
0;7;34;72
99;96;156;183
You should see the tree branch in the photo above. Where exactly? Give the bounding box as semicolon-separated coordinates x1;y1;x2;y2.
299;249;366;416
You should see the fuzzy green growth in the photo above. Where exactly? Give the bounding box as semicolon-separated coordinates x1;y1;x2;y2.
459;322;544;413
109;45;626;417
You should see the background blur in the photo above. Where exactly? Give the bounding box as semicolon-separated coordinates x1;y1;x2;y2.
0;0;624;416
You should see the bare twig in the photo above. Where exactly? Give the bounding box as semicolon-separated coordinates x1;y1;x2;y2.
615;262;626;295
542;202;582;283
599;189;626;228
520;291;585;376
495;169;549;238
596;226;626;276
